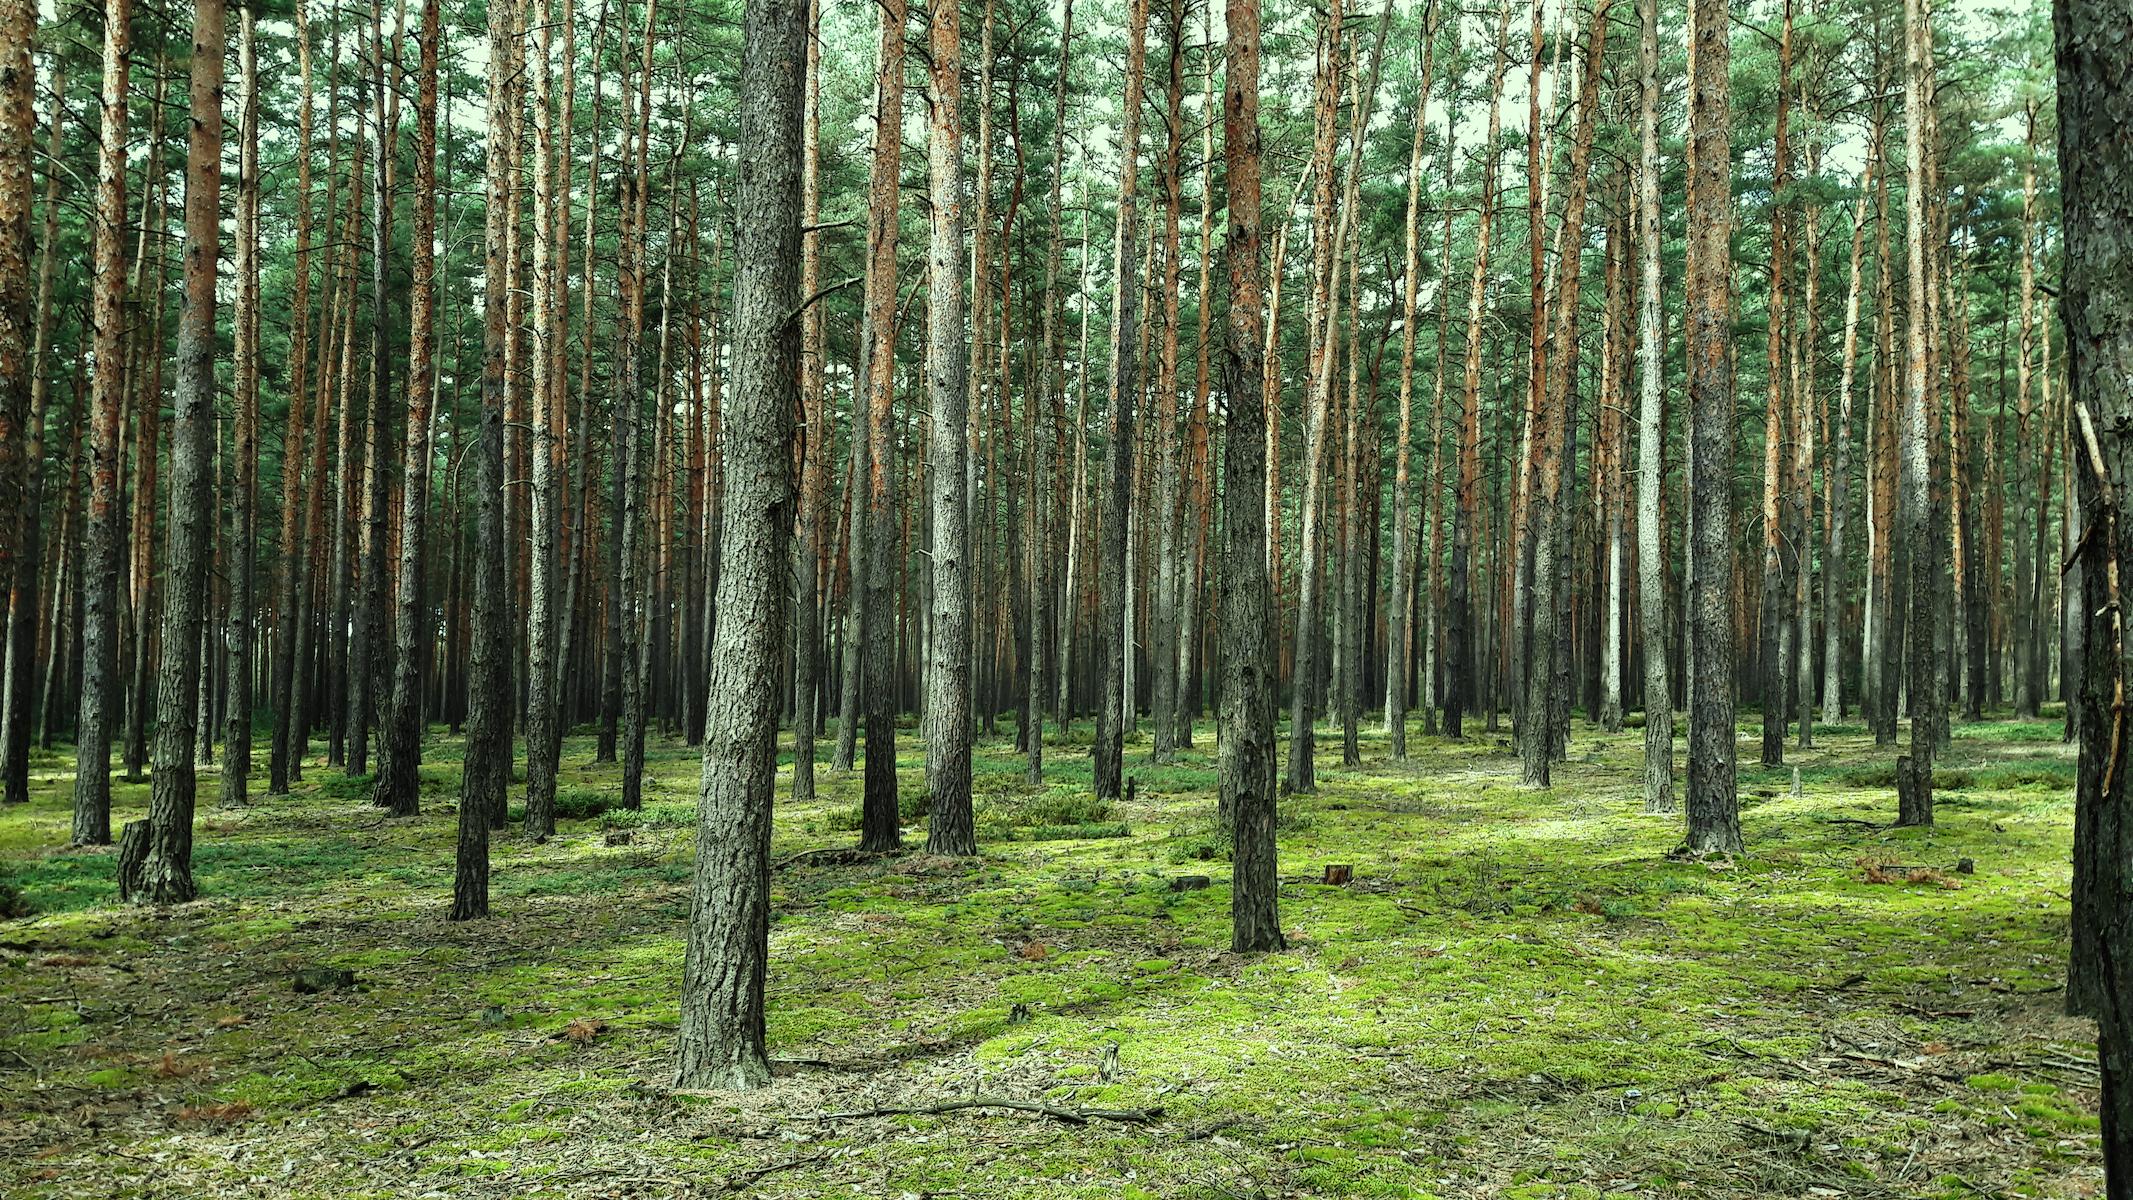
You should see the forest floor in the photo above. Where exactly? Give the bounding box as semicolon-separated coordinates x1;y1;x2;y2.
0;712;2099;1199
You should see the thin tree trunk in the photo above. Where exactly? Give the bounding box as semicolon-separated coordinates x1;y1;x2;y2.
223;6;262;810
375;0;442;819
1386;1;1441;758
458;0;520;920
1448;3;1512;741
74;0;131;845
1894;0;1936;827
856;0;906;850
1093;0;1149;803
1;55;64;806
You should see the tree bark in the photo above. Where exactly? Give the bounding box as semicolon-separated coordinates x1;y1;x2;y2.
1222;0;1283;955
676;0;804;1092
375;0;442;820
923;0;974;855
1093;0;1149;803
73;0;131;846
1684;0;1741;856
136;0;225;904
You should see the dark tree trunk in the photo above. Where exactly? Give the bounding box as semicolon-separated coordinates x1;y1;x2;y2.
675;0;804;1092
374;0;441;820
459;0;521;921
1683;0;1741;856
1221;0;1283;955
2059;0;2133;1188
137;0;225;904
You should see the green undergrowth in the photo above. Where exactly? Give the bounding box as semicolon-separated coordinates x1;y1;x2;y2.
0;714;2097;1198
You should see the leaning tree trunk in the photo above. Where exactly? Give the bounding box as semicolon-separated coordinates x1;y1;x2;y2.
675;0;804;1093
129;0;225;905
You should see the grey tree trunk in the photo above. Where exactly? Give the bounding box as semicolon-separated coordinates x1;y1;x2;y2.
132;0;224;904
1634;0;1673;813
1093;0;1149;804
922;0;974;856
675;0;804;1093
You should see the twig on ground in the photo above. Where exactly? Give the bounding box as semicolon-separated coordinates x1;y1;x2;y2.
814;1097;1165;1125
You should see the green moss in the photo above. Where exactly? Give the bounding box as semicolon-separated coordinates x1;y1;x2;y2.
0;716;2093;1198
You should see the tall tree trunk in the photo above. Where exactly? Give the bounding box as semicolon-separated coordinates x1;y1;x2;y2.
923;0;974;855
1281;0;1344;795
347;0;394;779
1520;0;1611;789
1894;0;1936;827
856;0;906;850
74;0;131;846
1447;3;1512;741
3;61;65;806
2057;0;2133;1178
1386;1;1441;759
1221;0;1282;955
0;0;26;805
1684;0;1741;855
375;0;442;819
459;0;520;920
128;0;224;904
269;0;318;796
1093;0;1149;803
1825;171;1871;726
616;0;657;810
1027;0;1073;784
675;0;804;1093
1150;0;1187;766
524;0;563;836
1757;0;1794;768
791;0;824;801
223;6;262;809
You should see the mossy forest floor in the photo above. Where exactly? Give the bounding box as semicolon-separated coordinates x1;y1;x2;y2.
0;711;2100;1198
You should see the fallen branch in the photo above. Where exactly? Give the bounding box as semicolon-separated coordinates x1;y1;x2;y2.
814;1097;1165;1125
774;846;900;870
